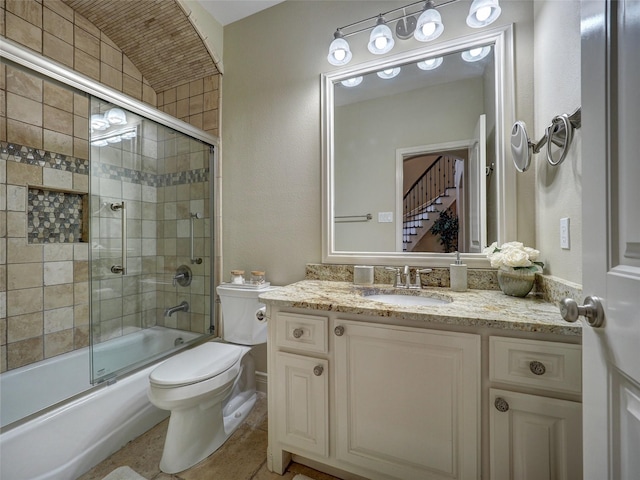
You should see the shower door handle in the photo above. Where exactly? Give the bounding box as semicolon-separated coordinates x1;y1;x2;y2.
110;202;127;275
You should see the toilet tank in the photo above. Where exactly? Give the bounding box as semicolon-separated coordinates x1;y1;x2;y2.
216;284;277;345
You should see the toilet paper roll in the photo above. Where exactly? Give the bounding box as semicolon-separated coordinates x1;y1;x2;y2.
256;306;267;323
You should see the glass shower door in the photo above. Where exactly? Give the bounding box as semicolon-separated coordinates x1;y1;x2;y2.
89;97;213;383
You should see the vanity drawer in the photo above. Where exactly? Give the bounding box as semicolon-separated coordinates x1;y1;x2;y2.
489;337;581;394
275;312;328;354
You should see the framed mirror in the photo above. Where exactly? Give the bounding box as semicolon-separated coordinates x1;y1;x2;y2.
322;25;515;267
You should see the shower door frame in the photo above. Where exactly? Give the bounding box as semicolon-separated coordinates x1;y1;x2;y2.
1;38;221;374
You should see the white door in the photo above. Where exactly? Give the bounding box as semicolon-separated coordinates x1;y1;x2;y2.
581;1;640;478
468;114;487;252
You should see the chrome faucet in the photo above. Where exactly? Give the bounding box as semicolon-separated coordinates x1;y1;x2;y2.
386;266;432;289
164;301;189;317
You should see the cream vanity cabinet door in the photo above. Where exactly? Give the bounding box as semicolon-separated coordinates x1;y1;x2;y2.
333;320;481;480
489;337;582;480
274;352;329;457
271;312;329;462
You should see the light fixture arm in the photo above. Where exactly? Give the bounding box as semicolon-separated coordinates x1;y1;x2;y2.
333;0;458;39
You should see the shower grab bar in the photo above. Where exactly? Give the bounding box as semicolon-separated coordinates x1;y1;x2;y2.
190;212;203;265
110;202;127;275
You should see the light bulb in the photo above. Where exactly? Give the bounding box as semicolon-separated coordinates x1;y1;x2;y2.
374;36;388;50
475;6;492;22
470;47;483;57
421;22;436;37
376;67;401;79
327;35;352;66
341;76;363;88
417;56;443;70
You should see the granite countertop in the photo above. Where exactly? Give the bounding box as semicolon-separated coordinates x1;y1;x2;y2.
259;280;581;336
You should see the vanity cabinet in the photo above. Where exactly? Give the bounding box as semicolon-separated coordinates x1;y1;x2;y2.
268;309;481;480
333;320;481;480
488;337;582;480
271;312;330;460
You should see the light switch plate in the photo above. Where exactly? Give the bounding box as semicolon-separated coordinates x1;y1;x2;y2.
378;212;393;223
560;217;570;249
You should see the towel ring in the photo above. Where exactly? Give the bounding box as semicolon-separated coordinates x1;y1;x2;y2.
546;113;573;166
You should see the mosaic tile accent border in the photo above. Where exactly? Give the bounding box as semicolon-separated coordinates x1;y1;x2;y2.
1;142;89;175
28;188;85;243
0;142;209;187
95;162;209;187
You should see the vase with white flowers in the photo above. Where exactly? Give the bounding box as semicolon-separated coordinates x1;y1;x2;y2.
483;241;544;297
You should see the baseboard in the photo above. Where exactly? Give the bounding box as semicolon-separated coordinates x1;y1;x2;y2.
256;371;268;394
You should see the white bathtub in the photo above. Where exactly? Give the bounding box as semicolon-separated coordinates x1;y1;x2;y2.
0;327;203;480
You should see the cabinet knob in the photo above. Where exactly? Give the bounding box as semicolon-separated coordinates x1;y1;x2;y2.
334;325;345;336
494;397;510;412
529;360;546;375
313;365;324;376
292;328;304;339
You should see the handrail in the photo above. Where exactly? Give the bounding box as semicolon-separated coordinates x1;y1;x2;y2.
403;155;444;199
403;155;457;222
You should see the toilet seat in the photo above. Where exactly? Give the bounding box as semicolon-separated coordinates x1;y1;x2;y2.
149;342;243;388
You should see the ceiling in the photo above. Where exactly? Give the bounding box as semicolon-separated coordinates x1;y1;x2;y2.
195;0;285;26
60;0;284;94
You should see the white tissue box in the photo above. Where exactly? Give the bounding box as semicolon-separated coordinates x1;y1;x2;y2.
353;265;374;285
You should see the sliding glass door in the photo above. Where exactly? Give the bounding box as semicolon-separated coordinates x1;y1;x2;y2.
89;97;213;383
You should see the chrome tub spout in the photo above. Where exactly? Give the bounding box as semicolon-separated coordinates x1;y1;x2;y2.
164;301;189;317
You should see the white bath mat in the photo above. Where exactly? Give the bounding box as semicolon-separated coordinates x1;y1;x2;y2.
102;466;146;480
292;475;315;480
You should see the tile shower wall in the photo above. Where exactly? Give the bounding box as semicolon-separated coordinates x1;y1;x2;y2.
89;123;210;342
0;60;91;373
157;76;220;138
0;0;217;372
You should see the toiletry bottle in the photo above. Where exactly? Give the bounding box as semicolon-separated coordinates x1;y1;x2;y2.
450;252;468;292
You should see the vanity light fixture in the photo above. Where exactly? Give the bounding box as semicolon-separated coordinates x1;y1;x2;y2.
461;45;491;62
417;56;444;70
328;29;353;66
466;0;501;28
90;114;109;131
341;76;364;87
414;1;444;42
368;16;395;55
326;0;501;66
377;67;401;79
105;108;127;125
91;126;138;147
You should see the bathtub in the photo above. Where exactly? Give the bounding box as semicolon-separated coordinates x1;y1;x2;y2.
0;327;203;480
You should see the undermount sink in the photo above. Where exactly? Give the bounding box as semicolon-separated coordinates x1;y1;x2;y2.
364;293;451;307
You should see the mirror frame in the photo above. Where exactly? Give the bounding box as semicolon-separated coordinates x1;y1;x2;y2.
321;25;515;268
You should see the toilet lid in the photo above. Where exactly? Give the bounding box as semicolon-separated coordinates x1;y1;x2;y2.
149;342;243;387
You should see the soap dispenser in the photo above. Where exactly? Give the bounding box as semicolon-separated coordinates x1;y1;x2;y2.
450;251;468;292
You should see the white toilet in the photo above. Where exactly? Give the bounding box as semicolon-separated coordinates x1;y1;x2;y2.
147;284;274;474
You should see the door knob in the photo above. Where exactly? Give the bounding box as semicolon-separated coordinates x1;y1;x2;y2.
559;296;605;328
313;365;324;376
292;328;304;338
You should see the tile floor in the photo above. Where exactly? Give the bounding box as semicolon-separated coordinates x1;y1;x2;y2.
77;393;341;480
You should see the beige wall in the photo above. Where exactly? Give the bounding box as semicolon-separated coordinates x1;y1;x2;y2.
222;0;535;286
533;0;582;283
